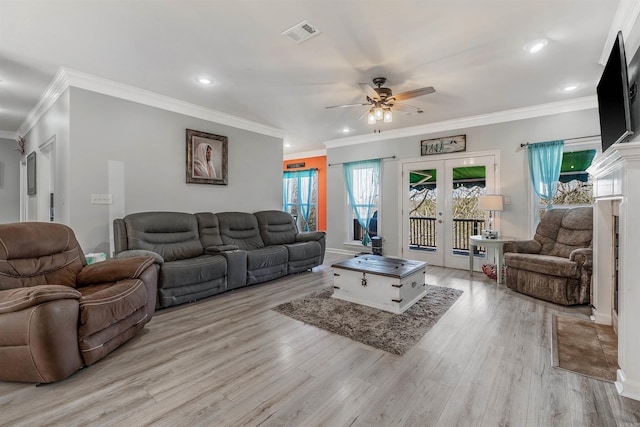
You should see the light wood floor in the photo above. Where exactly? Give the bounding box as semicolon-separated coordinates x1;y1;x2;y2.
2;252;640;426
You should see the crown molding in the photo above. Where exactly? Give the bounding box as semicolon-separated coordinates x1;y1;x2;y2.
16;68;70;137
17;67;285;140
283;148;326;161
323;96;597;149
600;0;640;65
0;130;17;140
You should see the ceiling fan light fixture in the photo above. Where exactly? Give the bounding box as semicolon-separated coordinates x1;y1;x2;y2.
383;109;392;123
374;107;384;121
367;110;376;124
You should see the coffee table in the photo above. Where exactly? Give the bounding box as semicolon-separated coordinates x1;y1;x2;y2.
331;255;427;314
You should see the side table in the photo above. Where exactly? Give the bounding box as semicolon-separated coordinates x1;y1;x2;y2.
468;235;513;284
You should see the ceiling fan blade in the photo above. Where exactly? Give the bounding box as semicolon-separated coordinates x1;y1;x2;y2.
325;102;370;109
393;102;425;114
389;86;435;102
358;108;371;120
359;83;380;101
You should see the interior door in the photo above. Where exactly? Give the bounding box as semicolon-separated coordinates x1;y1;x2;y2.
402;154;496;269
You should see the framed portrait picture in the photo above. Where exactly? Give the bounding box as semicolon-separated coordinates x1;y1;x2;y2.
186;129;228;185
421;134;466;156
27;151;36;195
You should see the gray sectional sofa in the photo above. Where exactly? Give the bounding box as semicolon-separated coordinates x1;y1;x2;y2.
113;210;325;308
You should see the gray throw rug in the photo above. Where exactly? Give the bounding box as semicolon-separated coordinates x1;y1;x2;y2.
273;285;463;355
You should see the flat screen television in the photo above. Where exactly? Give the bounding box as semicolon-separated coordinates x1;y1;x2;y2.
597;31;634;153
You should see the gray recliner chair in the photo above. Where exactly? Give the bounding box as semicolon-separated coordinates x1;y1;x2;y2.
503;206;593;305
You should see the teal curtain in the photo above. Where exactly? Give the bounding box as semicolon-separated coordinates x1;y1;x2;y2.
297;169;315;231
283;171;296;216
343;159;381;245
283;169;317;231
528;140;564;208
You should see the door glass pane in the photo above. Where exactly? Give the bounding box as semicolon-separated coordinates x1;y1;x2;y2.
450;166;486;255
408;169;437;251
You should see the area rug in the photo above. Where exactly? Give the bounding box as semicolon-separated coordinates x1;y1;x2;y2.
273;285;463;355
551;314;619;382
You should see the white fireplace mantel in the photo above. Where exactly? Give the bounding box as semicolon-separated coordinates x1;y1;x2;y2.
588;141;640;400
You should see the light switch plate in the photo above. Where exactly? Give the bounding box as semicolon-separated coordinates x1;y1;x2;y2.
91;194;112;204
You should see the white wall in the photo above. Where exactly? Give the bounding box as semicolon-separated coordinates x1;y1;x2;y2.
68;88;283;253
326;108;601;255
22;90;71;225
0;138;21;223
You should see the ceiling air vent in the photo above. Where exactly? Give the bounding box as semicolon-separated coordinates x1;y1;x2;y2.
281;20;321;44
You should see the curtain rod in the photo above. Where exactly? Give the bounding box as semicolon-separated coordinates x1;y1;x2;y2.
284;167;318;171
328;155;396;167
520;134;600;148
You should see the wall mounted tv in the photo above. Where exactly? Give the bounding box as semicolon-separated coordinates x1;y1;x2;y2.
597;31;634;153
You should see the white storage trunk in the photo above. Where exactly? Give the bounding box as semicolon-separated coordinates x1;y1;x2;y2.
331;255;427;314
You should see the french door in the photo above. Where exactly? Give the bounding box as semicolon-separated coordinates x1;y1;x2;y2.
401;154;497;269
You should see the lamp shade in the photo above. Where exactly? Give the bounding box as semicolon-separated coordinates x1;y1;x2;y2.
478;195;503;211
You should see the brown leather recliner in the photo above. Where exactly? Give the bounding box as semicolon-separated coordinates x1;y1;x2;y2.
0;222;158;383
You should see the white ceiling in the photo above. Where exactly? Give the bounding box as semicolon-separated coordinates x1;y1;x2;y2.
0;1;625;155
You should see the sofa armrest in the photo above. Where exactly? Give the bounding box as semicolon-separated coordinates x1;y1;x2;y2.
115;249;164;264
503;239;542;254
0;285;81;314
76;256;155;287
296;231;326;242
570;247;593;268
205;245;239;254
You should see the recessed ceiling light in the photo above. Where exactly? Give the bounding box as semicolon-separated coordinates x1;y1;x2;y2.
196;77;213;85
342;128;350;133
284;143;291;148
524;39;548;54
563;84;579;92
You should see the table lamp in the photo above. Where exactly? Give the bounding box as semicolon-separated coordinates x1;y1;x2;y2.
478;195;503;238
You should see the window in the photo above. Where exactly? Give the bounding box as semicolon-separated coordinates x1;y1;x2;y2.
283;169;318;231
534;147;597;222
343;159;381;245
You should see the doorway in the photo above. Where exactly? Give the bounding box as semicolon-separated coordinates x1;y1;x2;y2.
401;153;498;269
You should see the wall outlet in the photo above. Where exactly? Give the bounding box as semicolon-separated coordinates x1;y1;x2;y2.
91;194;112;204
503;196;512;205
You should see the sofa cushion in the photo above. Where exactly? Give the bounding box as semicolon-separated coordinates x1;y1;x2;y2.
548;207;593;258
0;223;85;290
533;208;566;255
124;212;203;262
195;212;225;247
77;280;148;339
254;210;297;245
246;246;288;284
504;253;579;278
159;255;227;289
216;212;265;250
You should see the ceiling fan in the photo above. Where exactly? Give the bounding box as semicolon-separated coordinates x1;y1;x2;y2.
326;77;435;124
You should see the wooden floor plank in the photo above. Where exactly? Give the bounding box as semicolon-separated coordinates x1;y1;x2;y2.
2;251;640;426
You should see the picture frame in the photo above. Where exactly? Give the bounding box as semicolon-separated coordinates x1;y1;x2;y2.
421;134;466;156
186;129;228;185
27;151;36;195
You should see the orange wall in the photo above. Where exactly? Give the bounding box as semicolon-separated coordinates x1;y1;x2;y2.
283;156;327;231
